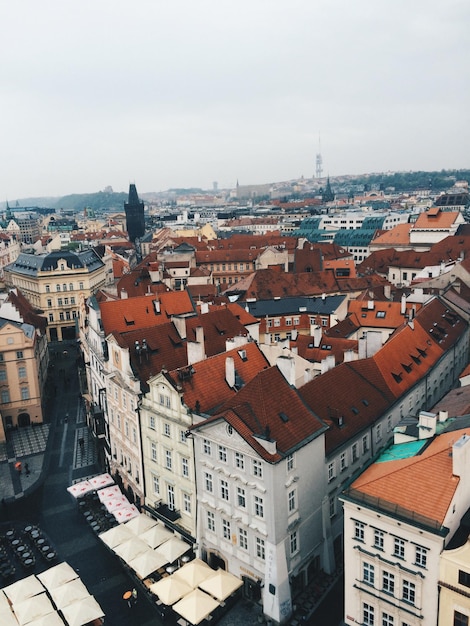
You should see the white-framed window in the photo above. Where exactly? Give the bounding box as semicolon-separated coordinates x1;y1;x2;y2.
254;495;264;518
152;474;159;494
218;445;227;463
180;429;187;443
222;519;231;540
165;450;172;470
285;318;292;326
220;479;229;501
352;443;358;462
274;318;280;327
164;422;171;437
363;603;374;626
290;530;298;556
328;461;335;482
207;511;215;532
402;580;415;604
288;489;296;513
329;496;335;518
150;442;157;462
183;493;191;514
415;545;427;568
362;435;369;453
125;421;129;438
204;472;213;493
252;459;263;478
394;537;405;559
355;521;365;542
181;457;189;477
203;439;211;455
235;452;244;469
382;612;394;626
376;423;382;442
363;562;375;586
18;366;26;379
340;452;347;472
287;453;294;472
239;528;248;550
293;317;300;326
167;484;175;510
374;529;384;550
256;537;265;560
382;571;395;595
237;487;246;508
21;387;29;401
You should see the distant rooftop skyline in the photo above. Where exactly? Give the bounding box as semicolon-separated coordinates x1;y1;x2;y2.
1;1;469;200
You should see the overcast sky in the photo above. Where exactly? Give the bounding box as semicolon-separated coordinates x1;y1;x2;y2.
1;0;469;199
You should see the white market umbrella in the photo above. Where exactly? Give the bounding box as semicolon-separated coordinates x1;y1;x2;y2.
0;590;12;613
199;569;243;601
124;512;157;535
149;575;192;605
0;609;21;626
89;473;114;489
13;592;55;626
114;537;149;563
141;523;174;549
26;612;66;626
173;588;220;625
37;561;78;591
97;484;122;503
128;549;168;579
99;523;134;549
3;574;45;603
48;578;90;610
104;495;130;512
61;595;104;626
174;559;214;589
113;504;140;523
66;480;94;499
155;536;190;564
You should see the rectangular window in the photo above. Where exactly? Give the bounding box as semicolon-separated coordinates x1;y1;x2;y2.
237;487;246;508
287;453;294;472
454;611;469;626
49;313;54;322
218;445;227;463
352;443;358;462
1;390;10;403
382;571;395;595
222;519;231;540
152;475;159;494
288;489;296;513
363;603;374;626
290;531;298;556
0;369;6;382
328;462;335;482
355;521;365;542
220;479;229;501
167;485;175;510
183;493;191;514
458;570;470;587
239;528;248;550
382;613;394;626
21;387;29;400
46;285;50;293
235;452;245;469
256;537;265;560
415;546;428;568
252;459;263;478
374;529;384;550
394;537;405;559
362;435;369;453
329;496;335;518
363;562;375;585
181;457;189;477
204;472;213;493
376;424;382;442
16;351;24;359
149;415;156;430
58;298;63;306
402;580;415;604
207;511;215;532
165;450;172;470
164;423;171;437
180;430;187;443
203;439;212;455
254;495;264;518
47;299;52;307
340;452;347;472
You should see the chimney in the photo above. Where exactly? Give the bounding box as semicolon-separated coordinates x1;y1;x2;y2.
200;302;209;314
195;326;204;346
384;284;391;300
401;294;407;315
276;355;296;386
120;288;128;299
367;300;374;310
311;324;322;348
321;354;335;375
225;356;235;388
343;349;356;362
303;368;313;384
439;410;448;422
418;411;437;439
452;433;470;477
171;315;187;339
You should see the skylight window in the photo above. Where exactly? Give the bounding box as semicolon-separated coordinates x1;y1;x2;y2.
279;412;289;423
376;311;386;318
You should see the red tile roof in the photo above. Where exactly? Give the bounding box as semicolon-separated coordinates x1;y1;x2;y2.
291;333;358;364
194;366;326;462
412;209;461;230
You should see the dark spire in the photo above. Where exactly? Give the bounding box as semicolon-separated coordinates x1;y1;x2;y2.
124;183;145;244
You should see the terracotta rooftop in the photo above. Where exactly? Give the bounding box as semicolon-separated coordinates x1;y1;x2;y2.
370;222;412;246
412;209;461;230
290;333;358;364
431;386;470;418
195;366;327;463
348;429;467;526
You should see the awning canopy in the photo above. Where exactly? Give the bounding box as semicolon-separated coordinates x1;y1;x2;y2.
3;574;45;603
113;504;140;523
198;569;243;601
173;559;214;589
149;576;192;605
155;536;190;564
140;523;174;549
89;473;114;489
13;592;55;626
99;523;135;549
97;484;122;503
37;561;79;591
66;480;94;499
61;595;105;626
124;512;158;535
48;578;90;610
127;549;168;579
172;588;220;625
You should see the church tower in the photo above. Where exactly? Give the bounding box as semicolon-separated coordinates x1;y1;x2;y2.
124;183;145;243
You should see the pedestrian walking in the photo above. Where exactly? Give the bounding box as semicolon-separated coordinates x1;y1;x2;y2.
15;461;22;475
24;462;30;476
79;437;84;451
123;590;132;608
132;588;138;605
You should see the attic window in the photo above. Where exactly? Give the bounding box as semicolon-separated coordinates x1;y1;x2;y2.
321;345;332;350
362;399;369;406
417;347;427;357
238;349;248;361
392;371;403;383
402;362;412;373
376;311;386;318
124;316;135;326
279;412;289;423
411;354;421;365
351;407;359;415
